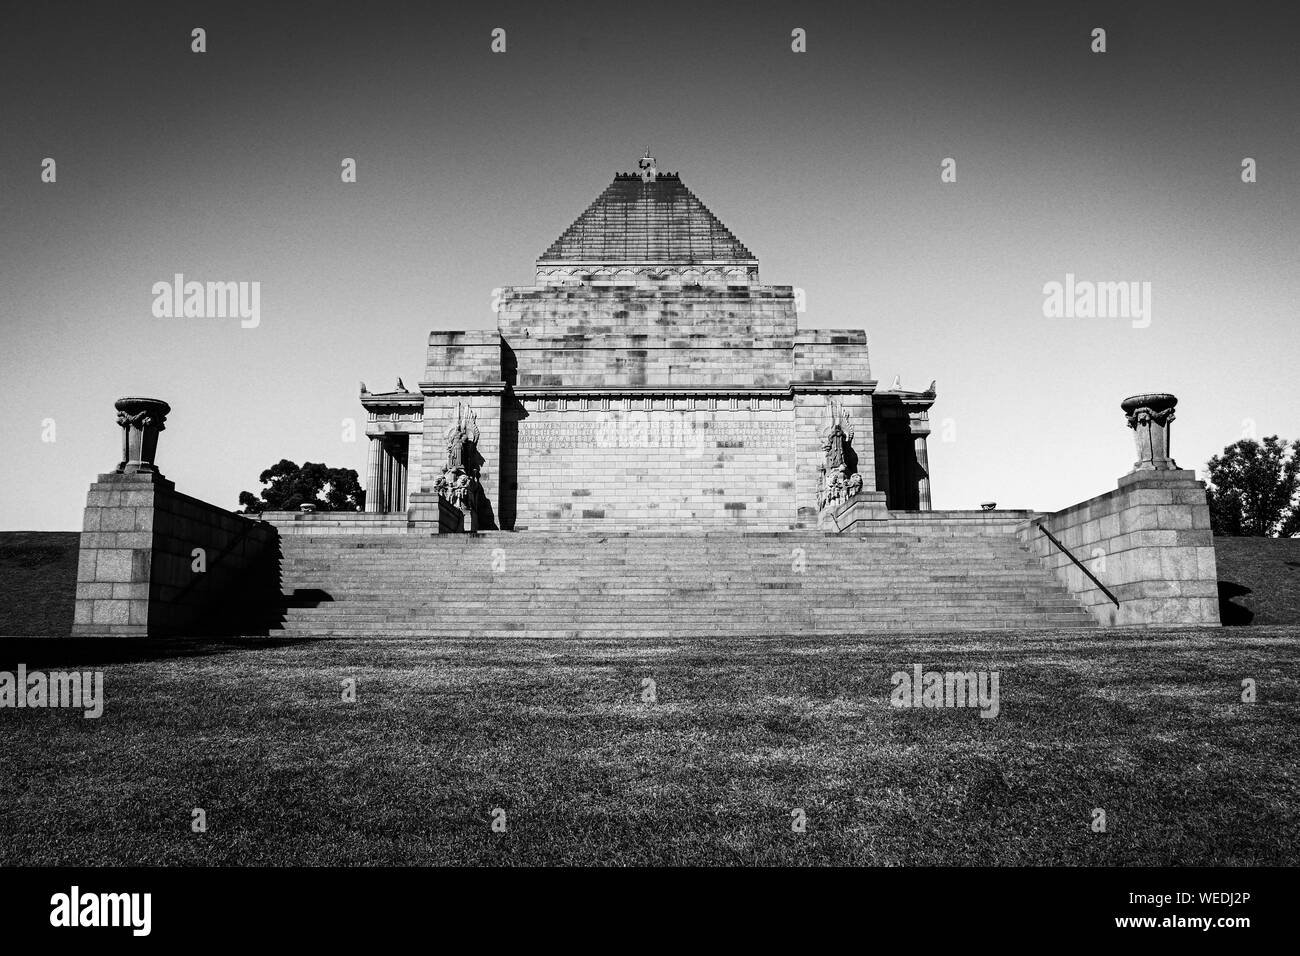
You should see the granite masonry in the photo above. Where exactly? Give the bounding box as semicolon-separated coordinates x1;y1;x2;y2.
361;155;936;532
72;398;278;637
1018;393;1220;626
69;157;1223;634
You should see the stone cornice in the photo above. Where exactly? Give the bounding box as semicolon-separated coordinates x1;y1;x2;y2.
418;382;509;396
416;382;892;400
789;382;879;395
534;258;760;268
364;423;423;437
512;383;878;399
360;392;423;408
874;389;937;408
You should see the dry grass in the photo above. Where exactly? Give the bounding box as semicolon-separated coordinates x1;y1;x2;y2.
0;628;1296;866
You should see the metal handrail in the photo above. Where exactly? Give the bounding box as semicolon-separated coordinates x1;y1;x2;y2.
1038;525;1120;607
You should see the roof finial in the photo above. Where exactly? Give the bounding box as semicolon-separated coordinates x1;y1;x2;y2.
638;149;657;183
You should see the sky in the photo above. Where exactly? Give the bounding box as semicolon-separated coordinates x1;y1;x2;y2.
1;0;1297;529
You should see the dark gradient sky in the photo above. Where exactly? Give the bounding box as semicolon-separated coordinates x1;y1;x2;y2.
2;0;1298;529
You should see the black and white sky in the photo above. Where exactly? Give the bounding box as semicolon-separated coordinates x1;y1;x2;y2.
2;0;1297;528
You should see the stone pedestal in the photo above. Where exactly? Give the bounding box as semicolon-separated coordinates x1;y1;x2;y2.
819;490;889;532
74;396;279;637
1122;392;1178;472
74;471;172;635
408;492;465;534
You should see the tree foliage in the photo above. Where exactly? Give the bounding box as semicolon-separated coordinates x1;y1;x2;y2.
238;459;364;514
1205;436;1300;537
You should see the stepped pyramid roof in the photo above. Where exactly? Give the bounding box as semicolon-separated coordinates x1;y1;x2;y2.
539;161;755;266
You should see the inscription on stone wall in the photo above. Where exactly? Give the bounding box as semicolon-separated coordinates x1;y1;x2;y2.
518;420;795;450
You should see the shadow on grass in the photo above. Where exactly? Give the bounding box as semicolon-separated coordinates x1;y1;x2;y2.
0;636;322;669
1218;581;1255;626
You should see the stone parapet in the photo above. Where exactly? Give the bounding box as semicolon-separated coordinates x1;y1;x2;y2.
73;473;279;636
263;512;412;535
1017;471;1219;627
407;492;466;533
793;330;872;384
423;331;502;385
819;491;889;531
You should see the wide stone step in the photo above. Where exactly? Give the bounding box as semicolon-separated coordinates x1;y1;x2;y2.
270;620;1096;637
272;597;1094;613
273;611;1096;627
279;555;1040;566
274;608;1095;621
268;523;1095;635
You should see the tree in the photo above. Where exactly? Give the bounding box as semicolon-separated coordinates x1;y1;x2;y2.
1204;436;1300;537
239;459;364;514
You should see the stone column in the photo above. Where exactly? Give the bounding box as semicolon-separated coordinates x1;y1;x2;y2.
382;438;408;513
365;436;382;512
115;397;170;475
396;440;408;510
913;434;932;510
1122;393;1178;471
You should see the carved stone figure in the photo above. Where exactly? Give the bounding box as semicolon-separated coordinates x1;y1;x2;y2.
444;404;480;472
434;469;479;512
817;401;863;511
435;403;484;515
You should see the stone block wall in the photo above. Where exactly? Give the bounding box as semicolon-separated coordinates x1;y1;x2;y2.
497;286;798;337
497;286;803;389
73;474;279;636
418;331;504;526
508;400;797;530
417;284;883;529
1017;470;1220;627
793;390;875;526
793;330;872;384
423;330;503;386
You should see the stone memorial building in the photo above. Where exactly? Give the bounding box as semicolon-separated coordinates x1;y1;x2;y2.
71;155;1221;637
360;153;937;531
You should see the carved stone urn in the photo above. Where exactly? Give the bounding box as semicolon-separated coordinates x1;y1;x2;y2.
114;397;171;475
1121;393;1178;471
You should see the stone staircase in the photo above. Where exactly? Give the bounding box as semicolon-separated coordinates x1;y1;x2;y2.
267;521;1097;637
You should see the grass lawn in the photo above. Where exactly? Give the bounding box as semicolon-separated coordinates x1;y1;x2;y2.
1;628;1296;866
1213;536;1300;625
0;532;78;638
